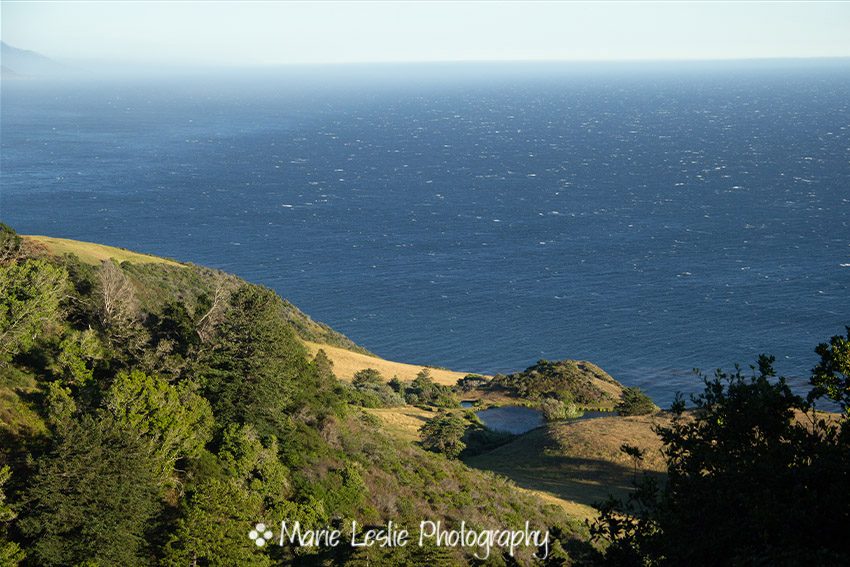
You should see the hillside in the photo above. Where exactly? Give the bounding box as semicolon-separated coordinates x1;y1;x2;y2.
305;341;476;385
2;227;595;565
23;234;371;355
365;404;666;521
465;414;668;519
23;235;184;266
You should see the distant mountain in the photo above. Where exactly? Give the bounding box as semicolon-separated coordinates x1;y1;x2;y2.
1;65;20;78
1;42;64;77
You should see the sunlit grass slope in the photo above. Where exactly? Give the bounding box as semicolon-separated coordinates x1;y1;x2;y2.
304;340;481;385
23;235;183;267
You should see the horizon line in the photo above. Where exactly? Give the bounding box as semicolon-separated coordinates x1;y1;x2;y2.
50;54;850;70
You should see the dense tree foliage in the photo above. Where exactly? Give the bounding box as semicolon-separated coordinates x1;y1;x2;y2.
419;411;468;458
591;355;850;565
197;284;309;436
403;369;458;407
0;466;24;565
348;368;405;407
0;224;23;264
615;387;658;416
19;414;162;566
0;259;67;362
104;370;214;482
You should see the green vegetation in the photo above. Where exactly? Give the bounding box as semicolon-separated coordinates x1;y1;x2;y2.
809;327;850;416
0;465;24;565
419;411;468;458
347;367;405;407
402;369;459;407
490;359;622;408
20;414;163;566
591;355;850;565
0;224;23;264
0;227;578;565
540;397;583;421
615;387;658;416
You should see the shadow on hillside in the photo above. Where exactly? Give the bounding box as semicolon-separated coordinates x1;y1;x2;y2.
464;447;664;510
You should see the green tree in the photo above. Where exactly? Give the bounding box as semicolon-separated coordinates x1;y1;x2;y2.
0;465;25;566
198;285;309;436
615;387;658;416
150;300;200;357
313;349;335;382
164;425;299;567
0;259;67;362
406;369;458;408
387;376;403;393
20;414;162;566
352;368;383;387
51;328;104;386
105;370;214;482
162;478;272;567
217;424;291;507
412;368;434;391
419;412;468;458
809;326;850;415
44;380;77;432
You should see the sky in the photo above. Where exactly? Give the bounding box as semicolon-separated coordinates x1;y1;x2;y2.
2;1;850;66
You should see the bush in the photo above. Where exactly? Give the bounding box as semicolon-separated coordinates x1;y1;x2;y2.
615;387;658;416
456;374;487;392
349;368;405;407
462;427;516;456
540;397;583;421
403;369;458;408
352;368;383;387
419;412;467;458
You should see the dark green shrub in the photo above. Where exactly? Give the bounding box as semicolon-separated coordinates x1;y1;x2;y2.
615;387;658;416
419;411;467;458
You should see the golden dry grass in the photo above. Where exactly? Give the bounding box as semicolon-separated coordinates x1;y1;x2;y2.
304;341;481;386
365;406;438;442
466;413;671;521
368;405;600;519
23;235;183;267
548;413;669;471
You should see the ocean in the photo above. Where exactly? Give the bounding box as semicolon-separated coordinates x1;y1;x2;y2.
2;61;849;406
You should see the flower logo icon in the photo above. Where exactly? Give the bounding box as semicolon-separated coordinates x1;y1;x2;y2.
249;523;274;547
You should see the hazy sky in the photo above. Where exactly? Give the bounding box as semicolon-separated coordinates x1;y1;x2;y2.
2;1;850;66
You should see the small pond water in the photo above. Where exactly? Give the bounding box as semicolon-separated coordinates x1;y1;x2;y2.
473;406;609;435
475;406;545;434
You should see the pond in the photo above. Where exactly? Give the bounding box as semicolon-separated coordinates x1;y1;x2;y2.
474;406;610;435
475;406;544;434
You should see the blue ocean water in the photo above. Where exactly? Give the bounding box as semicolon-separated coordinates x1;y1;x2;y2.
2;61;849;406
